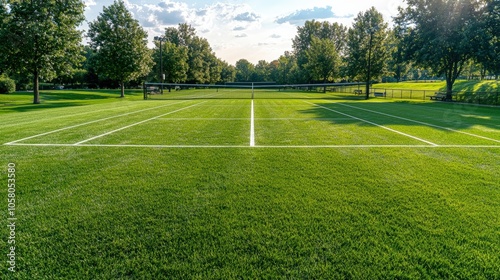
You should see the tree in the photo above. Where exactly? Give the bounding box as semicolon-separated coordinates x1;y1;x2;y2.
396;0;482;99
207;55;222;84
385;30;410;82
153;41;188;83
163;24;219;84
235;59;255;82
219;61;236;83
254;60;270;82
276;51;298;84
268;60;280;83
88;0;153;97
292;20;347;83
345;7;390;99
476;0;500;78
0;0;85;103
305;37;341;90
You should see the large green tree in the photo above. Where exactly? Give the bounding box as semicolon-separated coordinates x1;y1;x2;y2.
235;59;255;82
253;60;270;82
163;24;216;84
0;0;85;103
345;7;390;99
276;51;298;84
476;0;500;78
305;37;341;88
219;61;236;83
88;0;153;97
292;20;347;83
153;41;188;83
396;0;482;99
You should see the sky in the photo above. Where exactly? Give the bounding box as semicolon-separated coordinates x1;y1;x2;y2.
82;0;406;65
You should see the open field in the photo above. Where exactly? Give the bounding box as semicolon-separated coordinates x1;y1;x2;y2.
371;80;500;104
1;88;500;278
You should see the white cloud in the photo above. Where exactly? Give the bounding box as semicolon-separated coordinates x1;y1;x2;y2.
83;0;406;65
84;0;96;10
276;6;352;25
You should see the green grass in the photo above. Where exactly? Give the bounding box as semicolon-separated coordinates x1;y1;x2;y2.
1;89;500;278
373;80;500;92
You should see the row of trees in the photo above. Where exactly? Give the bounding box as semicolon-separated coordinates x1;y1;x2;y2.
1;0;499;103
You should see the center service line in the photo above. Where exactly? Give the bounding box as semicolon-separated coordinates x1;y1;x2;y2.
74;102;207;145
250;100;255;147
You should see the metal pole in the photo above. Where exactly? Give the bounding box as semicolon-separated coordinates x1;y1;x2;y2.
160;40;163;95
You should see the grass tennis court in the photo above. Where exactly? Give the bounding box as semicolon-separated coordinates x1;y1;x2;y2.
1;89;500;278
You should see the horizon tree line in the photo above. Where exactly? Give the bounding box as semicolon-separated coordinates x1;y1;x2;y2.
0;0;499;103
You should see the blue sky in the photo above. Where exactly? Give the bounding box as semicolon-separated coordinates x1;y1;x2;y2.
83;0;405;65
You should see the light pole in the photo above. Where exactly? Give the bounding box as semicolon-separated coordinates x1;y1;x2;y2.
154;36;167;94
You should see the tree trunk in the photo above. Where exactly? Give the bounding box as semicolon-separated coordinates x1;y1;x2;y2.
365;81;370;100
445;76;453;102
33;70;40;104
365;33;373;100
120;83;125;98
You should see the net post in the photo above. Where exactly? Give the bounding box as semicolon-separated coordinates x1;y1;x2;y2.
143;82;147;100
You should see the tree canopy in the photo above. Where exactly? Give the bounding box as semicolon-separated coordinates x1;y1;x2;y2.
395;0;483;99
305;37;341;86
345;7;390;99
0;0;85;103
2;2;500;102
292;20;347;83
88;0;153;97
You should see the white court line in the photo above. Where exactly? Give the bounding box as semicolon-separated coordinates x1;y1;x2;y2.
304;101;438;146
337;103;500;144
74;102;206;145
160;117;355;120
5;143;500;149
4;100;192;145
250;100;255;147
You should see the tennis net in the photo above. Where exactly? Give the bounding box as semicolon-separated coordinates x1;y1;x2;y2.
143;82;365;100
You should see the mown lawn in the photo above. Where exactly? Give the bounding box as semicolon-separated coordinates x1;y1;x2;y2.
1;89;499;278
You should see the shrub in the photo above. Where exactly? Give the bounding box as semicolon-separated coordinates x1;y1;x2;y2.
0;75;16;94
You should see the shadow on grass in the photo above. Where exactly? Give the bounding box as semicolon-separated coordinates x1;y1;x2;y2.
2;102;85;112
440;80;499;93
299;100;500;133
1;90;143;112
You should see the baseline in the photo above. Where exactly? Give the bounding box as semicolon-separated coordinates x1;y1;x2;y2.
338;103;500;144
6;143;500;149
304;101;438;146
